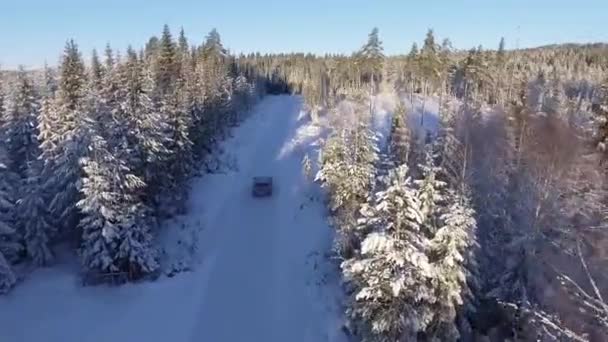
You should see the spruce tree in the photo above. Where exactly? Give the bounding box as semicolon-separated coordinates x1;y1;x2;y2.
203;28;227;59
415;149;445;233
178;27;189;56
78;130;157;274
90;49;104;93
121;48;170;194
6;69;54;265
5;67;40;178
497;37;506;66
388;102;410;165
154;25;179;98
426;191;477;341
418;29;442;125
358;28;384;91
342;164;434;341
38;64;59;156
0;146;21;293
78;134;121;273
17;158;54;266
42;40;90;236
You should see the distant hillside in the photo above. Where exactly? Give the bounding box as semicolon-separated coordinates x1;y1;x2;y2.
524;42;608;51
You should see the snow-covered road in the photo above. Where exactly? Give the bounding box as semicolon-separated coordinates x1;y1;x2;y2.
0;95;346;342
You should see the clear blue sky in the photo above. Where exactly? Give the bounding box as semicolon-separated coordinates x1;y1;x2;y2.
1;0;606;69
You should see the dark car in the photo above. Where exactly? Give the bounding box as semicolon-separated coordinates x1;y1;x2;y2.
252;177;273;197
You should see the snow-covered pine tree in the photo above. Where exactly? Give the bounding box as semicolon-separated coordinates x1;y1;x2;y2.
0;145;21;293
42;40;91;236
6;69;55;266
388;102;410;165
77;134;121;273
418;29;442;125
78;130;158;275
358;27;384;92
38;64;59;157
415;148;446;234
86;48;109;130
316;118;379;257
120;48;170;192
16;158;54;266
116;203;158;276
342;164;435;341
202;28;228;59
99;45;128;145
178;27;189;57
170;62;195;188
426;190;478;341
90;49;104;94
316;121;378;216
199;28;231;132
154;25;180;99
233;73;252;114
5;67;41;178
147;26;194;214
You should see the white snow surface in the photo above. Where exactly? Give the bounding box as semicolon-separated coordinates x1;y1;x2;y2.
0;95;347;342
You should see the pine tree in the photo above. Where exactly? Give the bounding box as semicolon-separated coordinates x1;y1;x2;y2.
426;191;477;341
497;37;506;66
154;25;179;98
233;73;252;114
42;40;90;235
418;29;443;125
178;27;189;56
78;135;121;273
90;49;104;93
202;28;227;59
415;149;445;233
5;67;40;178
7;69;54;266
164;58;194;203
147;26;194;213
78;132;157;274
388;102;410;165
342;164;435;341
358;28;384;91
406;43;420;102
16;158;54;266
0;146;21;293
104;44;115;71
316;122;378;214
120;48;170;188
38;64;59;156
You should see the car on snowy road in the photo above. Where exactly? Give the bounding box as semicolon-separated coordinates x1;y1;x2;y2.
252;176;273;197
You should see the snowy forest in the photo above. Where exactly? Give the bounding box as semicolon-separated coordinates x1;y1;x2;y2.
2;24;608;342
0;25;265;288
